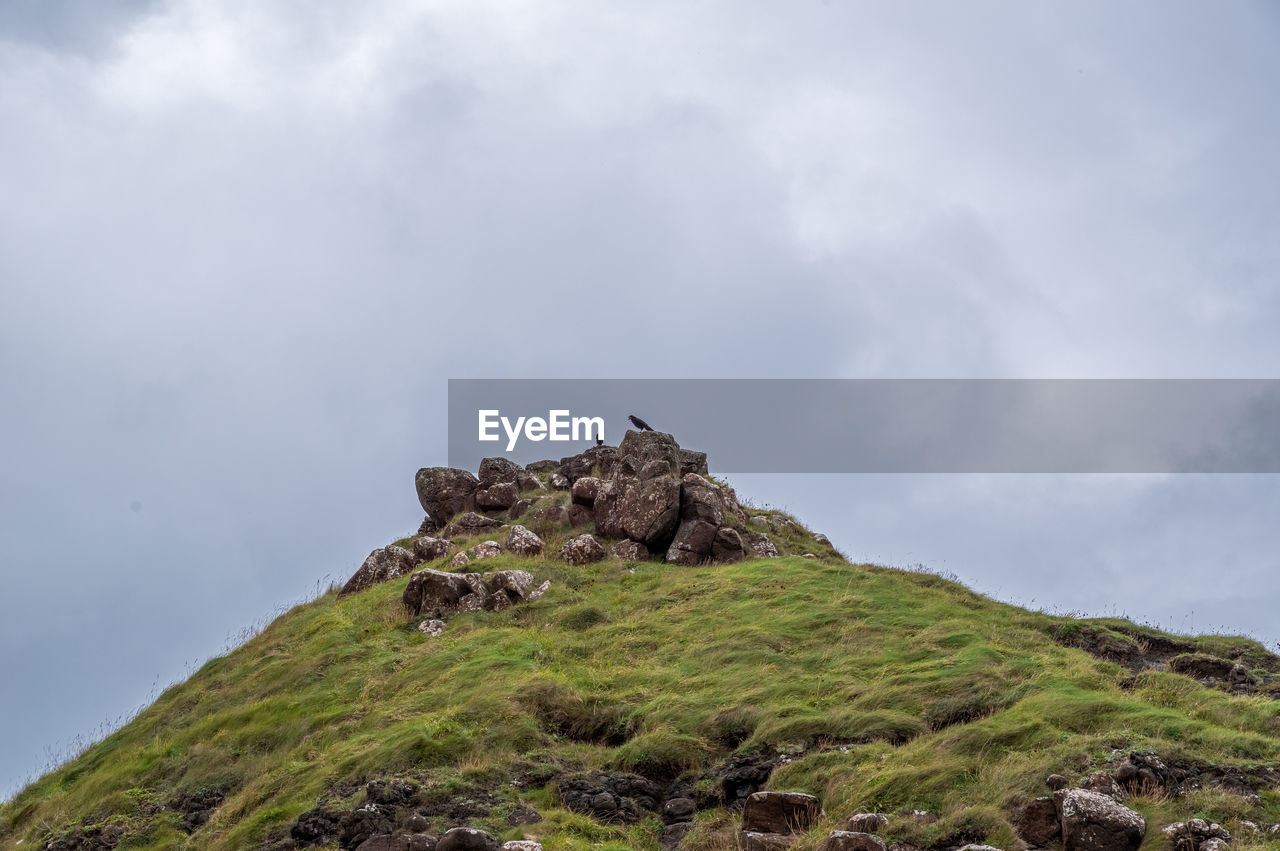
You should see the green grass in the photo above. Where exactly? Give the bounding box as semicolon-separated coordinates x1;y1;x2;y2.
4;527;1280;849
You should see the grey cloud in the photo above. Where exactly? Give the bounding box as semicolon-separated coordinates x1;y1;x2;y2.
3;0;1280;798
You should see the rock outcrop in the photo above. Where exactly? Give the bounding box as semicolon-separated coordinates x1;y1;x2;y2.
403;568;546;617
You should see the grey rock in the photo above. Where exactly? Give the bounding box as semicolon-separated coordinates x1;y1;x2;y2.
478;456;523;486
1016;797;1060;846
503;525;545;556
341;546;417;596
415;467;479;526
475;482;519;510
413;536;455;563
666;520;718;566
561;534;606;566
610;539;649;561
1054;788;1145;851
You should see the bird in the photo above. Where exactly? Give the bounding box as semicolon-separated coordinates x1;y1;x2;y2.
628;414;654;431
595;437;604;446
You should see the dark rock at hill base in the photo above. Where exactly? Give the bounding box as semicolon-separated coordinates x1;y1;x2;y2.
415;467;479;526
292;807;343;843
340;804;395;849
341;546;416;596
557;772;661;824
355;834;439;851
741;791;822;835
436;827;500;851
1017;796;1061;846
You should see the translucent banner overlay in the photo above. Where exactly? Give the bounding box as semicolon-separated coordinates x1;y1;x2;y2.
447;379;1280;474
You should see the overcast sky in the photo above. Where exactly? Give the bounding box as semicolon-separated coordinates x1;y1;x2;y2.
3;0;1279;798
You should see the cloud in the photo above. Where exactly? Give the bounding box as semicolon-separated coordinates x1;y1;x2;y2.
3;0;1280;797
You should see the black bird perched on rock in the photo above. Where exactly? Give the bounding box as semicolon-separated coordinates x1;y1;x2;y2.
628;414;654;431
595;437;604;446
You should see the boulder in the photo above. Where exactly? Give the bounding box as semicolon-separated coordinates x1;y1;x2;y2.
450;551;472;567
475;482;519;510
417;619;446;636
478;457;523;486
572;476;601;507
413;536;455;563
1081;771;1124;800
846;814;888;834
415;467;479;525
483;570;537;605
1016;797;1060;846
662;822;693;850
437;827;500;851
821;832;886;851
507;498;534;520
666;520;718;566
610;539;649;561
1054;788;1145;851
742;791;822;835
744;531;781;558
526;460;559;474
620;474;681;550
561;534;606;566
503;525;545;556
440;511;504;539
712;526;746;562
341;546;416;596
501;843;542;851
662;797;697;824
1046;774;1070;791
403;569;481;616
469;540;503;561
549;473;570;490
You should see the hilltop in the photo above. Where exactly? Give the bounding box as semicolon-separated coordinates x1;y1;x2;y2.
4;431;1280;851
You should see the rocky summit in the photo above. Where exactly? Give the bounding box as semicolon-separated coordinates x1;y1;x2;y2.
6;431;1280;850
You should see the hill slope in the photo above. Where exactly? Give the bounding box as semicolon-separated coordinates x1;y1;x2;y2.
4;465;1280;849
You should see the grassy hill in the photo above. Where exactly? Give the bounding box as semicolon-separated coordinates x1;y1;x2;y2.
4;509;1280;850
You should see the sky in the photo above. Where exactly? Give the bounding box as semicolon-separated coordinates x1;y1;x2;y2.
2;0;1279;799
